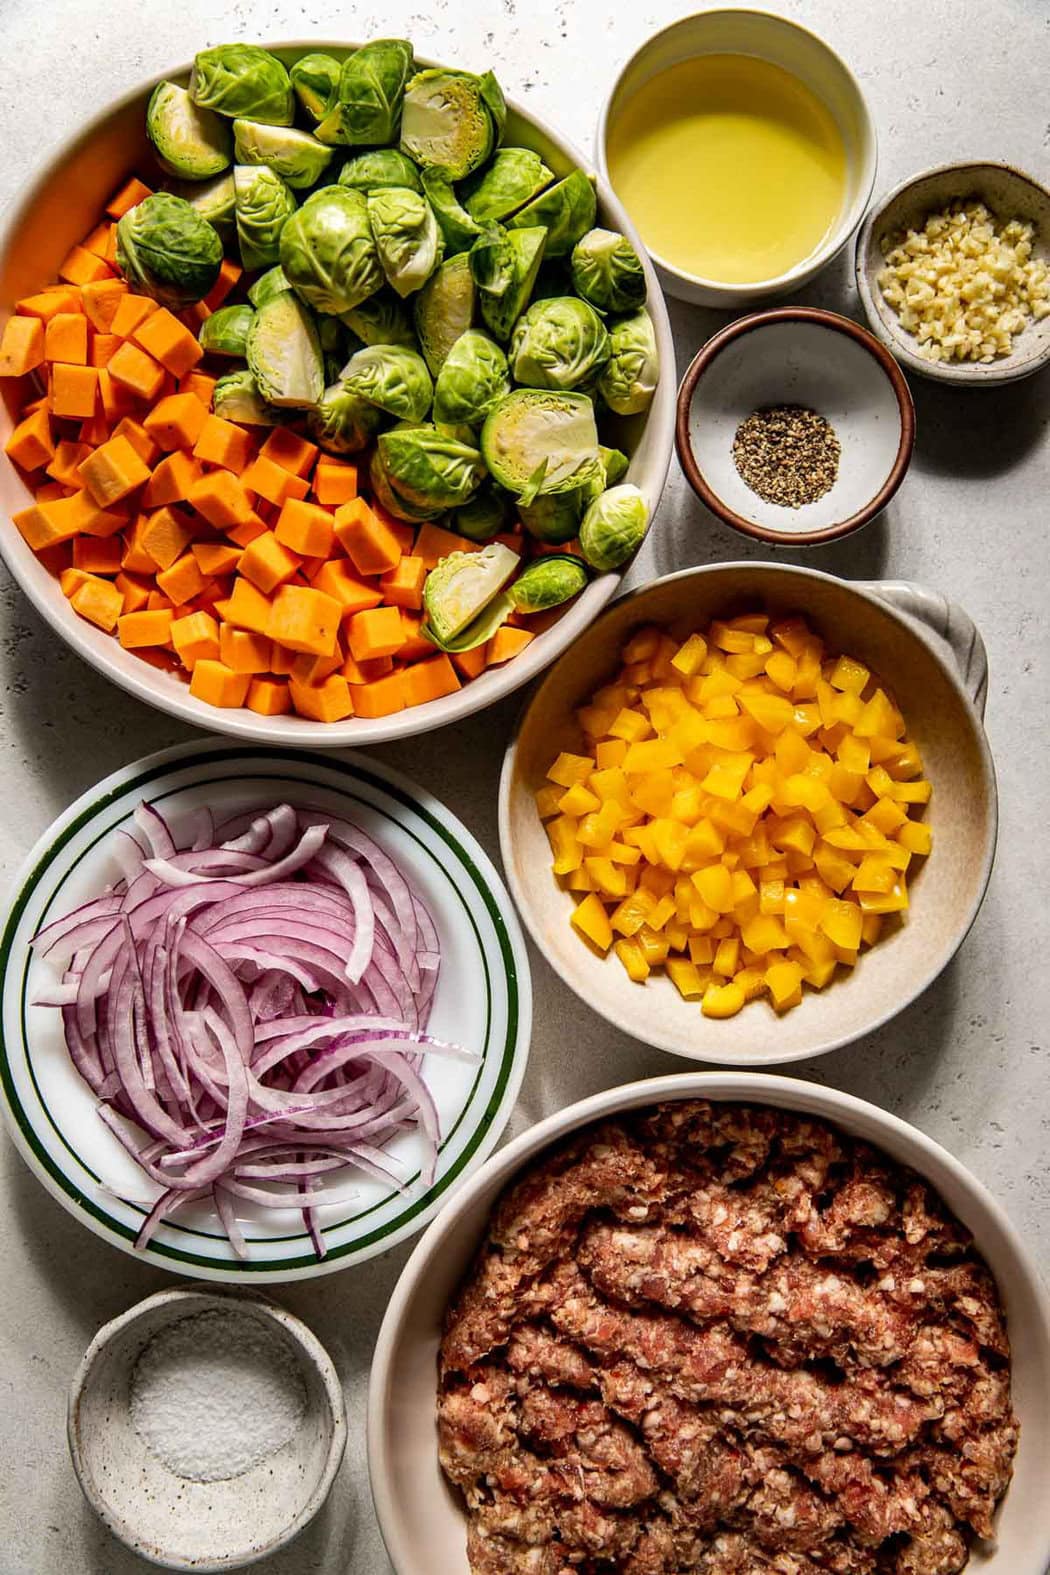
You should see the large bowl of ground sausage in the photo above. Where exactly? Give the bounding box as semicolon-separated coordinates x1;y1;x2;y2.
367;1073;1050;1575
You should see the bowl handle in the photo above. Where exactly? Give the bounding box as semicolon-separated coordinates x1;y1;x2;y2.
856;581;989;719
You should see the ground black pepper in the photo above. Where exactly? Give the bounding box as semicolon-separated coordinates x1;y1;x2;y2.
732;404;841;509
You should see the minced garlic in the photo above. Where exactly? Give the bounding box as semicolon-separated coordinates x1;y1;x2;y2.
877;200;1049;363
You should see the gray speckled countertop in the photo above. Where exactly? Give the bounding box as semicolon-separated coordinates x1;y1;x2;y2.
0;1;1047;1571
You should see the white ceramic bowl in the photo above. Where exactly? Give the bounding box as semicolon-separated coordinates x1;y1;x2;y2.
368;1071;1050;1575
70;1284;346;1570
500;563;994;1065
676;307;915;545
856;160;1050;387
0;739;531;1281
597;10;877;306
0;43;674;747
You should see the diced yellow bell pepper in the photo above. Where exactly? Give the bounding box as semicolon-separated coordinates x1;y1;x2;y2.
609;707;652;742
671;632;708;676
547;815;583;874
820;898;863;950
897;819;932;856
571;893;613;951
766;959;804;1010
558;782;601;816
615;937;650;981
548;752;594;788
701;981;746;1018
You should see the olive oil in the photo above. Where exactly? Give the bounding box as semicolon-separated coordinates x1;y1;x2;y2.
607;53;847;284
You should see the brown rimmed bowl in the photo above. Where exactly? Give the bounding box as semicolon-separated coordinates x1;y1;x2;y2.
675;307;915;546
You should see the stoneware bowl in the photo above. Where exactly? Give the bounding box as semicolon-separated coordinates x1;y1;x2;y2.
499;562;995;1065
0;43;674;748
368;1071;1050;1575
597;9;877;306
676;308;915;545
856;160;1050;386
69;1284;346;1571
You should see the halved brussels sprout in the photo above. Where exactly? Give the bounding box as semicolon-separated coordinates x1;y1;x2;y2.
290;53;341;122
415;254;475;374
509;296;611;392
190;44;294;126
508;168;596;257
461;147;554;224
599;445;630;487
471;225;547;343
433;329;510;426
570;227;646;315
246;290;324;408
233;120;334;189
518;488;586;544
420;171;483;256
578;483;649;570
116;192;223;309
597;307;659;416
307;381;385;455
423;541;520;644
199;303;253;357
481;389;603;502
367;187;443;298
278;186;382;315
343;344;433;421
247;264;289;307
326;39;414;146
147;82;231;180
369;445;444;522
378;423;484;511
400;68;506;180
508;554;588;612
425;590;513;653
212;368;281;425
338;149;422;193
168;171;236;241
234;164;297;272
342;291;416;348
453;484;508;542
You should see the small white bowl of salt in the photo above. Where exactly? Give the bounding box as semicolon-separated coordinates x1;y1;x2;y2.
68;1284;346;1570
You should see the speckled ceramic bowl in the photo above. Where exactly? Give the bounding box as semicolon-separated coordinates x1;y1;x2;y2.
856;161;1050;386
68;1284;346;1571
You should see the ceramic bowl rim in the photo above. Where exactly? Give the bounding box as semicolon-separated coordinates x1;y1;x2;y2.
674;307;916;545
68;1283;348;1572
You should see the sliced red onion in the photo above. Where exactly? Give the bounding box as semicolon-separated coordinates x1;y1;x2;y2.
31;799;467;1262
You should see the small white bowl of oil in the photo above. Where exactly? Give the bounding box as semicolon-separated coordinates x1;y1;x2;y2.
597;10;877;307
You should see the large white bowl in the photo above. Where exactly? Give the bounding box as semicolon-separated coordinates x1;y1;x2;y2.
368;1072;1050;1575
0;43;675;747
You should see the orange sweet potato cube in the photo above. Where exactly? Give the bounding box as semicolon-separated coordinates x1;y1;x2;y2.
346;605;405;662
188;468;255;530
259;426;318;478
4;408;54;471
333;497;402;576
49;363;99;419
110;294;157;339
111;416;160;468
246;676;292;716
81;278;128;332
106;177;153;219
189;658;251;708
140;506;194;571
156;552;206;606
347;671;405;719
267;584;341;656
311;458;358;506
44;312;89;365
144;392;208;452
274;499;335;557
171;610;220;669
401;653;461;710
0;314;45;377
379;554;426;610
142;450;202;508
133;308;204;378
59;245;113;287
240;453;310;506
117;608;175;648
193;414;253;474
108;341;165;402
77;433;152;507
70;574;123;630
239;529;303;594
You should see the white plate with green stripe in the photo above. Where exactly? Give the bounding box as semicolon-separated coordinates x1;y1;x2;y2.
0;741;531;1284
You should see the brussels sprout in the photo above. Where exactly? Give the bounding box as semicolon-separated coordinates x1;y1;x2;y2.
420;170;483;256
423;541;520;644
579;483;649;571
367;187;443;298
452;484;508;542
508;554;588;613
597;307;659;416
415;254;475;374
321;39;414;147
212;368;281;425
343;344;433;421
369;445;444;522
116;192;223;309
342;291;416;348
199;303;253;357
509;296;611;392
234;164;297;272
400;68;506;180
481;389;603;502
518;488;586;545
290;53;341;122
461;148;554;224
233;120;334;189
246;290;324;408
433;329;510;426
168;171;236;241
378;423;484;511
147;82;232;180
247;264;289;307
190;44;294;126
509;168;596;257
278;186;382;315
570;227;646;315
599;445;630;487
471;225;547;343
307;381;385;455
338;149;422;193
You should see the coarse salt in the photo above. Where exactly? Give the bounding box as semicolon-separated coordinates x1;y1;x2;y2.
130;1308;307;1482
